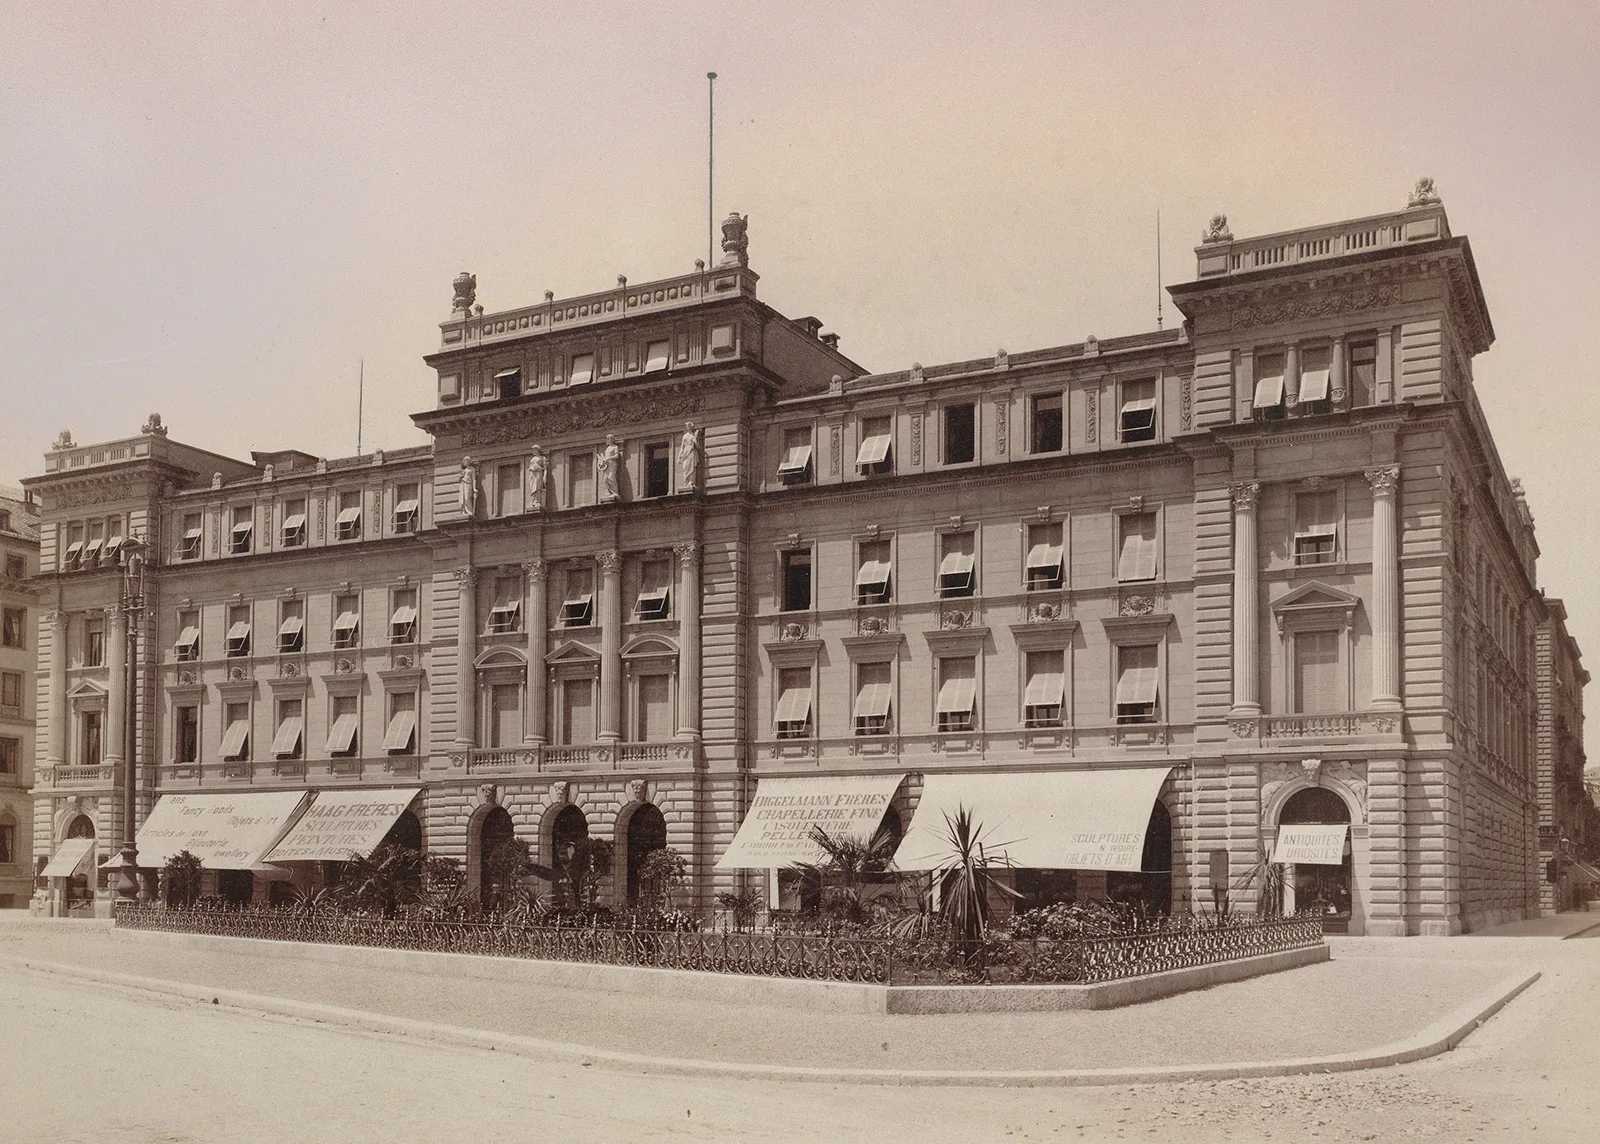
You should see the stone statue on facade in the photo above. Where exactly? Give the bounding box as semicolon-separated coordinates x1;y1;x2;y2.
678;422;702;489
526;446;547;511
53;430;74;451
140;413;168;437
1407;176;1441;208
458;456;479;518
210;472;223;489
597;434;622;502
1202;214;1233;243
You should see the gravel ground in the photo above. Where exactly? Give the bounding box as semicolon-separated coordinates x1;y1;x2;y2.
0;923;1521;1073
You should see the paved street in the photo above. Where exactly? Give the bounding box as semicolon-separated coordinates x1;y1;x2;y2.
3;919;1599;1142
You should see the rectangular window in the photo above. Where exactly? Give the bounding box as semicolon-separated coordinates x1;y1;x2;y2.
1116;512;1158;582
495;463;521;518
1115;644;1159;725
2;606;24;649
0;672;21;713
384;691;417;754
0;823;13;864
1119;378;1157;442
220;702;250;761
560;678;594;744
488;576;522;634
83;520;104;565
855;540;892;605
1293;491;1338;565
1026;522;1064;591
559;567;594;628
277;599;305;653
856;415;893;475
272;699;304;759
332;595;360;649
226;605;252;657
1031;393;1063;453
1023;650;1065;727
635;673;671;742
80;711;102;764
569;353;595;385
103;519;125;564
644;442;671;498
85;618;105;667
936;656;977;732
1293;630;1342;714
1253;352;1286;419
1349;340;1378;407
392;485;419;534
780;549;812;612
174;705;198;764
644;339;671;373
1298;345;1332;412
774;667;813;739
489;683;520;748
495;367;522;399
335;491;362;541
64;522;85;569
328;695;359;756
177;513;202;561
853;662;893;736
5;554;24;579
634;559;671;621
943;403;976;465
227;506;252;555
777;426;813;484
174;611;200;662
938;532;976;598
389;589;418;644
281;499;307;547
0;736;19;774
568;452;594;507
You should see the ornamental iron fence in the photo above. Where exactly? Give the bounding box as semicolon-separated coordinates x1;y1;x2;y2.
115;904;1322;986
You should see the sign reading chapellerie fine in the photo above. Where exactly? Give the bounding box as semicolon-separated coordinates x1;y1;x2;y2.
1272;824;1349;865
715;774;905;868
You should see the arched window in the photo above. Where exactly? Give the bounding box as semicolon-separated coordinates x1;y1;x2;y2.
66;815;95;839
382;809;423;854
1279;786;1353;930
477;806;516;910
624;803;668;906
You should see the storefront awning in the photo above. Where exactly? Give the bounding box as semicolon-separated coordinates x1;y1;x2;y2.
1569;860;1600;885
1271;824;1349;865
715;773;906;869
265;788;423;862
135;791;312;870
895;767;1172;872
41;837;96;878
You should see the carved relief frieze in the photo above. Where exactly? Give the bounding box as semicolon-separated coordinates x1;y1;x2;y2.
1085;390;1098;444
910;415;923;465
995;404;1008;455
829;425;841;476
456;385;705;449
1227;283;1400;331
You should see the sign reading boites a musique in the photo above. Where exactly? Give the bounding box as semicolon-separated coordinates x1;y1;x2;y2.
1272;824;1349;865
716;774;905;868
266;788;422;862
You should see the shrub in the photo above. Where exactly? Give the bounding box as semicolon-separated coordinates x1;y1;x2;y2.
163;851;202;908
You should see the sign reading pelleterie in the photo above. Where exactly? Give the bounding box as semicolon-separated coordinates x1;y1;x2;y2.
1272;824;1349;865
716;774;906;868
265;788;423;862
135;791;312;869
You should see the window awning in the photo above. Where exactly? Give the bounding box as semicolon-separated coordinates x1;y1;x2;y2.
774;683;812;724
936;674;976;714
264;788;423;863
135;791;312;870
1121;397;1157;415
1116;661;1159;706
895;767;1172;872
1024;669;1065;706
390;604;417;628
230;521;251;537
271;717;303;758
327;713;359;754
855;559;891;587
715;773;906;869
569;354;595;385
64;541;85;560
336;507;362;526
220;718;250;761
1298;367;1331;403
854;680;892;719
41;837;96;878
939;550;976;577
777;443;813;475
333;611;359;632
1253;374;1286;407
1026;540;1062;571
644;342;671;372
856;429;891;466
393;499;419;516
383;709;417;752
226;621;251;643
174;626;200;655
1569;861;1600;885
278;616;304;639
281;513;307;533
83;538;104;560
1271;824;1349;865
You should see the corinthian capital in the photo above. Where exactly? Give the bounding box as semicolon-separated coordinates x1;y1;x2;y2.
1229;481;1260;512
451;566;475;587
1365;465;1401;495
522;558;548;583
673;541;701;568
596;550;623;576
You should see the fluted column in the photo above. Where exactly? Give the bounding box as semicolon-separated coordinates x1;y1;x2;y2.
46;610;67;766
1229;482;1261;719
1367;465;1402;711
104;605;126;766
598;551;623;743
524;559;547;744
454;568;477;747
1330;335;1347;408
674;541;701;740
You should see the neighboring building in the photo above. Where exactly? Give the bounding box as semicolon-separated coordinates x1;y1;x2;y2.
1535;596;1589;911
23;180;1581;934
0;487;40;908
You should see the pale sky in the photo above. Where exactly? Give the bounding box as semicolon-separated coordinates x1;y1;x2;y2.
4;2;1599;755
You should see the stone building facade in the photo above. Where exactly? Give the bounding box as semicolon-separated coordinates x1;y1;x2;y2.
1535;598;1589;912
24;185;1579;934
0;488;40;907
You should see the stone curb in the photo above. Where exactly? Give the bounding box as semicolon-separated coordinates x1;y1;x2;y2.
1560;917;1600;940
4;954;1540;1087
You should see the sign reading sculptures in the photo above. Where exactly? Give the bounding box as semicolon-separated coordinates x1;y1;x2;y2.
266;788;423;863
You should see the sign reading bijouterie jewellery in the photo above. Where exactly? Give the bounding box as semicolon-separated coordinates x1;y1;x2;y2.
1272;824;1349;865
135;791;310;869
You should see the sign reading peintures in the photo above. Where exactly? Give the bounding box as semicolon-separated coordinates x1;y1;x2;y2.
135;791;312;869
715;774;906;868
1272;824;1349;865
265;788;423;862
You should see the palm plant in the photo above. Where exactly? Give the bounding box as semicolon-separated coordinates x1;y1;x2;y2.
1234;841;1287;918
790;823;900;925
714;884;765;932
636;848;687;917
921;806;1018;970
337;843;423;918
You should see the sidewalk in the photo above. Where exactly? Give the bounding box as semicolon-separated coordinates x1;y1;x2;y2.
0;914;1552;1084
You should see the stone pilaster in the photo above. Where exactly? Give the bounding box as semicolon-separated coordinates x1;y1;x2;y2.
1330;335;1347;407
675;541;701;740
1229;482;1261;719
104;604;126;766
1367;465;1402;712
45;611;67;766
454;568;477;747
597;550;622;743
523;559;547;744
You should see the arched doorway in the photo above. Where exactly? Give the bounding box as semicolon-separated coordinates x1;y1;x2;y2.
624;803;667;907
1107;801;1173;916
1279;786;1353;931
381;809;423;854
64;815;95;904
550;805;589;908
477;805;515;910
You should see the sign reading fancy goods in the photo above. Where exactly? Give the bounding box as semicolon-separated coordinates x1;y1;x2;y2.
135;791;311;869
716;774;906;868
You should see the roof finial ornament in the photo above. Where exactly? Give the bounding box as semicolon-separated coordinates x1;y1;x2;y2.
1407;176;1441;208
720;212;749;267
451;272;477;314
52;429;75;451
1201;214;1233;244
141;413;168;437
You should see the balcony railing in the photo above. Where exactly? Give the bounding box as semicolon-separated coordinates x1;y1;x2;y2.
1196;203;1449;280
37;764;118;788
456;741;697;774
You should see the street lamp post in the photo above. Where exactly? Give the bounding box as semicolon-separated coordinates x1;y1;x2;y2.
109;536;148;902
